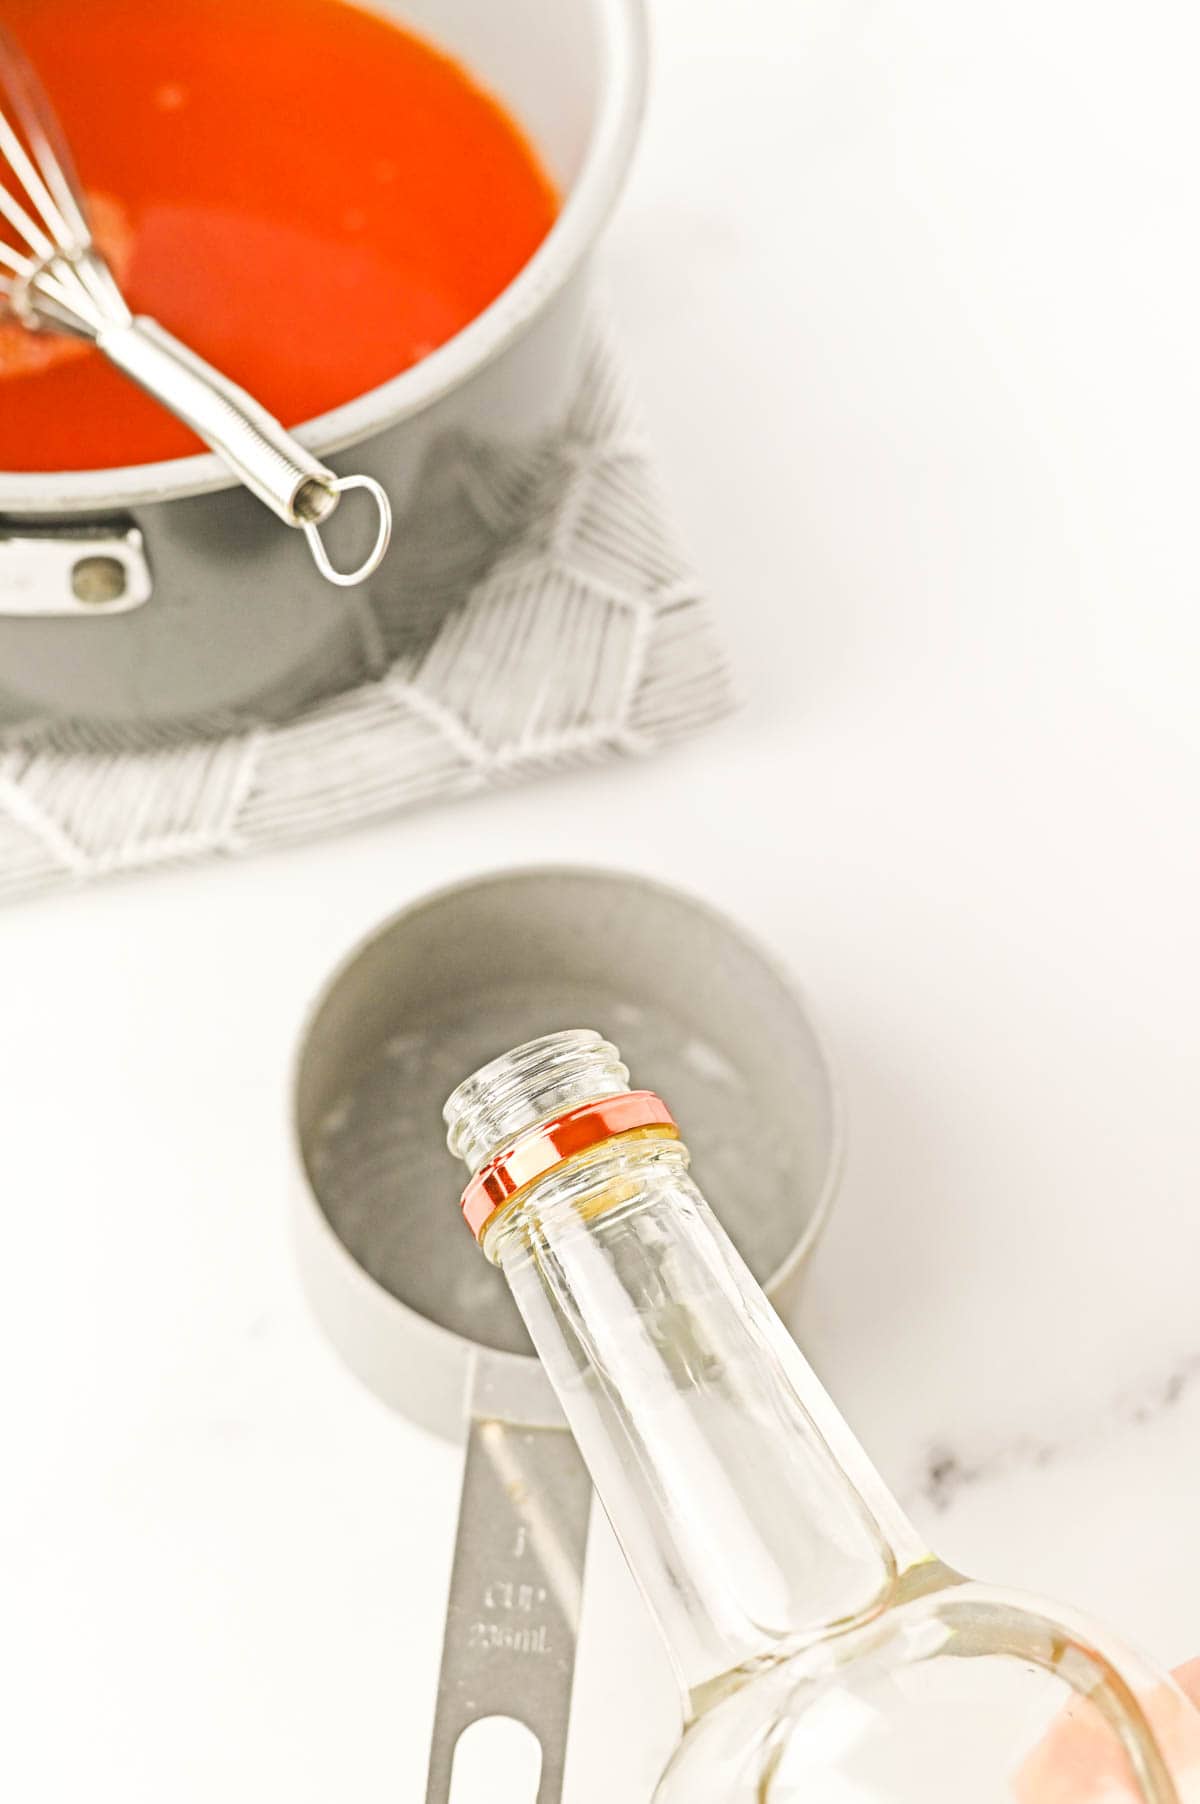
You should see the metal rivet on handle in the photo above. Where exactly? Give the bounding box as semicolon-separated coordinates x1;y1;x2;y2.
70;553;128;605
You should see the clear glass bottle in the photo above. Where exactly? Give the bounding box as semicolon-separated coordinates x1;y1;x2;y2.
444;1031;1200;1802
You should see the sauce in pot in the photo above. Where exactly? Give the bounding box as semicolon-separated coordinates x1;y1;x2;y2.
0;0;559;471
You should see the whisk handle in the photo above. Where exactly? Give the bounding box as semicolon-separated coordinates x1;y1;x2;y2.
96;316;392;587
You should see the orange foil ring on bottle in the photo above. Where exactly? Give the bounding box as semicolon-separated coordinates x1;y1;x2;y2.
460;1090;678;1242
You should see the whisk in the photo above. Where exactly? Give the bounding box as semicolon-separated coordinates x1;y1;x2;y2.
0;24;391;588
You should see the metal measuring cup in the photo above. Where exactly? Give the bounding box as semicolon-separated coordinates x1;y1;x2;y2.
291;867;843;1803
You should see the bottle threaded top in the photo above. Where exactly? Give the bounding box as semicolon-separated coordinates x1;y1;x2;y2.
443;1029;631;1175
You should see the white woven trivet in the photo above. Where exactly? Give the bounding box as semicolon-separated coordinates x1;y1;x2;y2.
0;335;733;901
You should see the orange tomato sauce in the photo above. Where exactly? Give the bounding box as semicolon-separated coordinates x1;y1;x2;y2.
0;0;558;471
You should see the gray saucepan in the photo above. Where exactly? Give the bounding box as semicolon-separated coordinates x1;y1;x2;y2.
0;0;647;728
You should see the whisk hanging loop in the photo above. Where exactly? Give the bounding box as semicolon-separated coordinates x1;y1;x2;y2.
302;475;394;588
0;23;392;589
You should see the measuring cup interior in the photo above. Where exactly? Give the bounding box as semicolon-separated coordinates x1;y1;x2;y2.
295;867;841;1362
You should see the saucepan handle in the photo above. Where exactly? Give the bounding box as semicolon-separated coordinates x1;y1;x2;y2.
0;515;152;615
425;1368;593;1804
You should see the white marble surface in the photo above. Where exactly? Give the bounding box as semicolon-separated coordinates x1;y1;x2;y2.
4;1;1200;1798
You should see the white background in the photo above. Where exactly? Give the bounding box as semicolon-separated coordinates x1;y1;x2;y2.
3;2;1200;1798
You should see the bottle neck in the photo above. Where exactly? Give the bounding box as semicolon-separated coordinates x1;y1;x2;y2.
484;1133;930;1710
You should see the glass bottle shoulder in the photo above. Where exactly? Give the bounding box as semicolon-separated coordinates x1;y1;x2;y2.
655;1576;1200;1803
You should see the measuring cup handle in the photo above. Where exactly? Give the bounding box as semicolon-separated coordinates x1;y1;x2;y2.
424;1387;593;1804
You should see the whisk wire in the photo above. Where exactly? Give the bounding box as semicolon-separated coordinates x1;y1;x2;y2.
0;141;60;264
0;23;91;250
